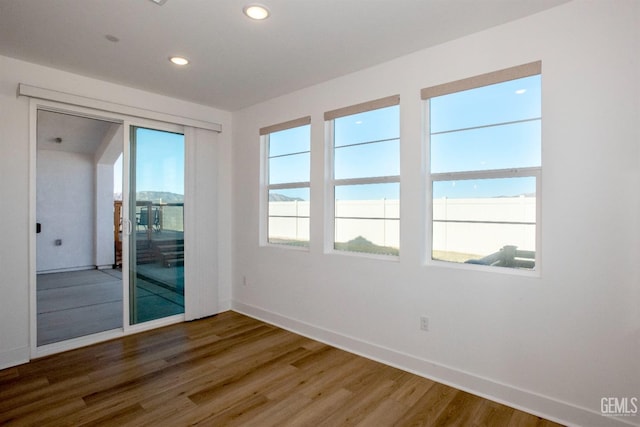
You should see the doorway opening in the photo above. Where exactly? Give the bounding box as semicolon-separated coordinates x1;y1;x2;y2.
36;110;123;346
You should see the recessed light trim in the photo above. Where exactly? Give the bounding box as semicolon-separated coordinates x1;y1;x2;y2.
243;4;270;20
169;56;189;66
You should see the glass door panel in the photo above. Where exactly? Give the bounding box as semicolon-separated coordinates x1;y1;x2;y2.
129;126;185;324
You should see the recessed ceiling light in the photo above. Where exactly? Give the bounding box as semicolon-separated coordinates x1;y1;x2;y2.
515;89;527;95
169;56;189;66
243;4;270;20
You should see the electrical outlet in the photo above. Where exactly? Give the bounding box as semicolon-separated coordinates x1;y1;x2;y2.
420;316;429;331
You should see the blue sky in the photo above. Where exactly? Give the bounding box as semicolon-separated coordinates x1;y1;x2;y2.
268;107;402;201
430;75;541;133
134;128;184;194
113;128;185;196
268;75;540;201
116;76;540;200
334;106;400;148
430;75;540;198
433;177;536;199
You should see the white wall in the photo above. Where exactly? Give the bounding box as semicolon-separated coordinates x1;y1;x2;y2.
95;124;123;269
232;1;640;426
36;150;94;272
95;162;114;268
0;55;233;368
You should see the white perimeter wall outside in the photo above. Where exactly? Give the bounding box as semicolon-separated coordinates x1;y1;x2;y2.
233;1;640;426
270;197;535;255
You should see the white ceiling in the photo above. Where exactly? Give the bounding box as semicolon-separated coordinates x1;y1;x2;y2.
0;0;570;111
37;110;115;155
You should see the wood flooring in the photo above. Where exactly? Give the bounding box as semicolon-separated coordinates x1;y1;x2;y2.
0;311;564;426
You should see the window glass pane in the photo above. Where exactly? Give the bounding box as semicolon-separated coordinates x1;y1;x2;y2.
433;223;535;268
266;122;310;248
432;177;536;269
130;127;185;325
335;219;399;256
335;105;399;147
332;103;400;257
269;125;310;157
431;120;541;174
335;183;399;216
269;152;310;184
432;176;535;200
335;183;399;255
269;187;310;203
268;188;309;246
334;139;399;180
430;75;541;133
269;217;310;247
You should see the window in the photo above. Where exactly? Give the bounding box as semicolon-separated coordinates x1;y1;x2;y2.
325;96;400;256
261;117;311;247
422;61;541;270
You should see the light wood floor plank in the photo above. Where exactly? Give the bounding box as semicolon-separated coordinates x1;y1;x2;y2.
390;373;436;407
432;390;486;427
316;378;398;426
281;388;354;427
232;392;314;427
472;399;515;427
355;398;411;427
382;379;458;425
0;311;565;426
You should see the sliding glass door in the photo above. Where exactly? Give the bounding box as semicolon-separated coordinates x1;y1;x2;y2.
129;126;185;324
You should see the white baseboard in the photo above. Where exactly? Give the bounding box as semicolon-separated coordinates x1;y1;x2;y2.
0;346;29;370
232;301;638;427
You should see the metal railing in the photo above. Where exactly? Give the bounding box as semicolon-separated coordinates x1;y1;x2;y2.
135;201;184;238
465;245;535;269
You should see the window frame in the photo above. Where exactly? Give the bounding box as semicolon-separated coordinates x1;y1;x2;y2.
422;61;542;275
324;95;401;259
260;116;312;250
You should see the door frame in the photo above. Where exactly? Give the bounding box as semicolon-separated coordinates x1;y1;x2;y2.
29;99;185;359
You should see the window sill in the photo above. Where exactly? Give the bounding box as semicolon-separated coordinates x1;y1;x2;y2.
328;249;400;262
263;242;310;252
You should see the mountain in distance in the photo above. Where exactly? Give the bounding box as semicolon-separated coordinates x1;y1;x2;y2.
138;191;184;203
269;193;305;202
495;192;536;198
113;191;184;203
